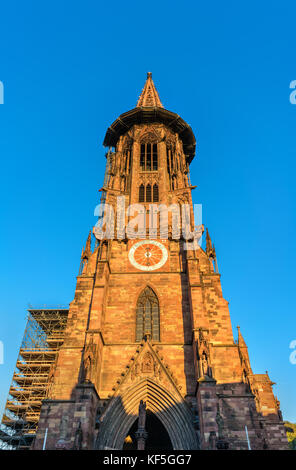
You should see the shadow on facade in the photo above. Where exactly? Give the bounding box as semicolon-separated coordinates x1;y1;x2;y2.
30;376;288;450
180;256;196;398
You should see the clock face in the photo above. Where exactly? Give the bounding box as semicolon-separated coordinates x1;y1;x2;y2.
128;240;168;271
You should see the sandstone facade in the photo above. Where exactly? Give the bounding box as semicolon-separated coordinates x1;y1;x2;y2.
32;74;288;451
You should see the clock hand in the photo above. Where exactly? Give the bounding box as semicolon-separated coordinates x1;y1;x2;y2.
145;246;151;265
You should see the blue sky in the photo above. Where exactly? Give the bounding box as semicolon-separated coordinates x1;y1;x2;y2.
0;1;295;422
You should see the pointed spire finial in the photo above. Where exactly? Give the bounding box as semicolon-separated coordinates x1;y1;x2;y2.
136;73;164;108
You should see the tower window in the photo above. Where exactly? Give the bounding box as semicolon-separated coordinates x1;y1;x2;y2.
139;184;145;203
153;144;158;170
146;145;151;171
140;143;158;171
146;184;152;203
139;183;159;202
140;145;145;170
153;184;159;202
136;287;160;342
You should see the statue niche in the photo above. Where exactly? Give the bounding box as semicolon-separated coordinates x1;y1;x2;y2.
81;335;97;384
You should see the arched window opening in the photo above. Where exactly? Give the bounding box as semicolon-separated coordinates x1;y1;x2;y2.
170;151;173;171
139;184;159;203
152;144;158;170
140;145;145;170
153;184;159;202
146;184;152;203
136;287;160;342
146;145;151;171
139;184;145;203
140;143;158;171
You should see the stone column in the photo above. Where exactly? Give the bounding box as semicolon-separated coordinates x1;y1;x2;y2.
135;400;148;450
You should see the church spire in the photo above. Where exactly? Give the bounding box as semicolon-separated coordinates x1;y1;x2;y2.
136;72;164;108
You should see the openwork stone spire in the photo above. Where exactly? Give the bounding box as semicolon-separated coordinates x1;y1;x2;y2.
136;72;164;108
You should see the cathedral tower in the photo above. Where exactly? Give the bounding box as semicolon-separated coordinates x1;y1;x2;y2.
2;74;288;451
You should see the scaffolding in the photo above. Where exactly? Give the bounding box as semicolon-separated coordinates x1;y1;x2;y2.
0;308;69;450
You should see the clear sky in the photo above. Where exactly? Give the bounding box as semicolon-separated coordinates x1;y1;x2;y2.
0;1;295;423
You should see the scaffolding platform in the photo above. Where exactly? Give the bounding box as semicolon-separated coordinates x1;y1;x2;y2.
0;308;69;450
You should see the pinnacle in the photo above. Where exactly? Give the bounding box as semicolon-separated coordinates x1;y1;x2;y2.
136;72;164;108
82;230;92;259
206;228;214;256
237;326;247;347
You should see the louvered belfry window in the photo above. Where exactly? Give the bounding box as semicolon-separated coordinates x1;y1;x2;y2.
136;287;160;342
140;144;158;171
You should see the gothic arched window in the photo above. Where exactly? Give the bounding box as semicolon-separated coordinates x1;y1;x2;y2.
139;184;145;202
140;143;158;171
136;287;160;342
140;145;145;170
139;183;158;202
152;144;158;170
146;184;152;203
153;184;159;202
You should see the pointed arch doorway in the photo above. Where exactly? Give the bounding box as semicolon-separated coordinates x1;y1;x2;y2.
96;378;200;450
123;410;173;450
